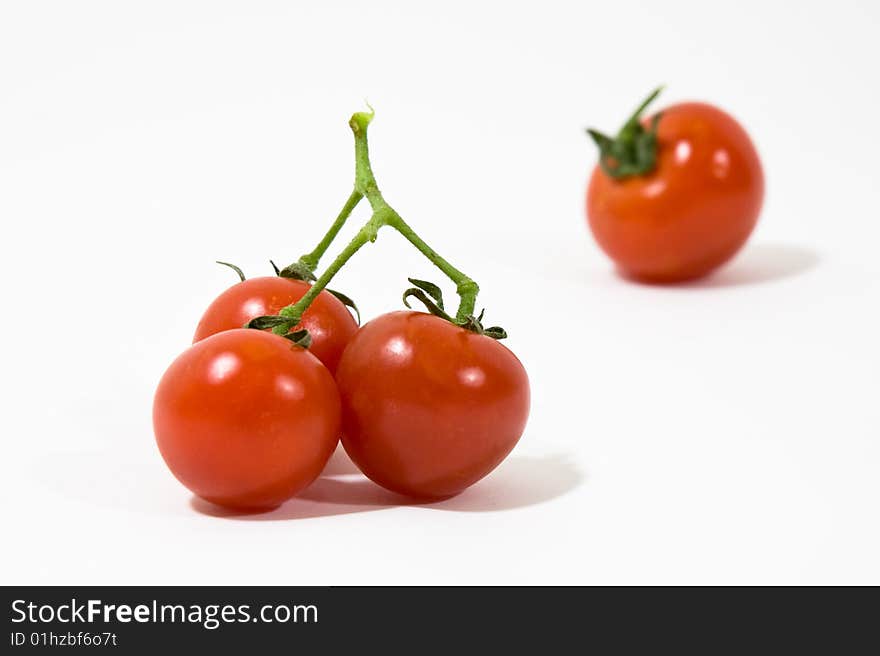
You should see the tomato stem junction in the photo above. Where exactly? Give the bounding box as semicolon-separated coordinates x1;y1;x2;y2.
265;109;482;334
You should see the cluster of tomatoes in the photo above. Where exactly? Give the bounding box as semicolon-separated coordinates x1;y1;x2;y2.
154;277;530;509
153;111;531;511
154;89;763;513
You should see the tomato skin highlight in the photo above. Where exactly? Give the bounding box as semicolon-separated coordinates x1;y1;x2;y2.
153;329;341;510
587;102;764;282
193;276;358;374
335;311;530;500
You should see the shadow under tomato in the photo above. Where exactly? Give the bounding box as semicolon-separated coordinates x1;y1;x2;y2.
189;452;582;521
189;475;411;520
619;243;819;289
423;454;582;513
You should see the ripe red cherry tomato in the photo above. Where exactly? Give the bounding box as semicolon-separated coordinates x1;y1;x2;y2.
153;329;341;510
335;311;530;499
193;276;358;374
587;102;764;282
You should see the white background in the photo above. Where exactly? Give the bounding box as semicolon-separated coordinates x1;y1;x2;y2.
1;1;878;585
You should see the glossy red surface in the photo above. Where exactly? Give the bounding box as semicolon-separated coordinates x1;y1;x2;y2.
335;311;530;499
154;329;341;510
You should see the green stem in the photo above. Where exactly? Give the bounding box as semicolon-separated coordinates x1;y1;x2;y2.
350;110;478;320
297;190;363;271
351;111;382;206
275;218;379;332
385;212;478;319
273;109;480;330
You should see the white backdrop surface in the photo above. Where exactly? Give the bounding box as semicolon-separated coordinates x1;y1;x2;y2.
1;1;878;584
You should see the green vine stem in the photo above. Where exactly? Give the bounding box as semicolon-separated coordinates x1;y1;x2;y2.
267;109;480;334
296;189;363;273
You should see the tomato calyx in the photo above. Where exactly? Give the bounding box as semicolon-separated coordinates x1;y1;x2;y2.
276;260;318;282
587;86;664;179
216;259;360;326
244;314;313;348
402;278;507;340
270;259;360;324
245;314;292;330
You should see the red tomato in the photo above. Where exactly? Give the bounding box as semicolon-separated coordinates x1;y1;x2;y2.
193;276;357;374
587;102;764;282
335;311;530;499
153;329;341;510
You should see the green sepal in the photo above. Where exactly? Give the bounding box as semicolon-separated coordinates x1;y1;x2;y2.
402;287;455;323
327;289;361;324
269;260;281;275
245;315;291;330
458;313;508;340
282;329;312;349
216;261;246;282
403;286;508;341
406;278;445;310
482;326;508;340
277;261;317;282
